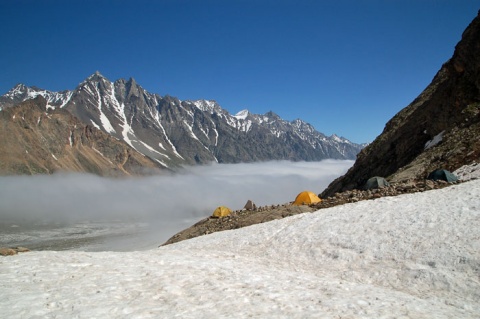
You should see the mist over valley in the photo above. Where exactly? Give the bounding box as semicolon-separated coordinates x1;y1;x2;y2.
0;160;352;251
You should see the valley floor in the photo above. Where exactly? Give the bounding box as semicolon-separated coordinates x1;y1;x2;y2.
1;178;479;318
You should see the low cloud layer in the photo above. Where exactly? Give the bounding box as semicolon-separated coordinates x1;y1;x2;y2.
0;160;352;247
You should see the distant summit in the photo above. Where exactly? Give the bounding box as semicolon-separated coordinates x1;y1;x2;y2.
234;109;249;120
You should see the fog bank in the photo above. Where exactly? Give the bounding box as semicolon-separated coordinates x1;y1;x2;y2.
0;160;352;249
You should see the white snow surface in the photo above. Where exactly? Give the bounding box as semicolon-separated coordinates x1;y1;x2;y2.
1;179;479;318
454;162;480;181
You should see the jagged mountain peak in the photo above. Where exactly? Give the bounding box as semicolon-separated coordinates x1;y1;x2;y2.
264;110;280;118
233;109;249;120
4;83;29;97
80;72;111;88
11;83;27;91
124;77;148;100
88;71;106;79
329;134;350;144
1;84;73;110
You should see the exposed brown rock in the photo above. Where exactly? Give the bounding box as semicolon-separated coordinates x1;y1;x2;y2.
0;96;166;176
0;247;30;256
0;248;17;256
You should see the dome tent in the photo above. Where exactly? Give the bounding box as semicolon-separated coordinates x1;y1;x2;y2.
293;191;321;206
427;169;458;182
364;176;390;190
212;206;232;218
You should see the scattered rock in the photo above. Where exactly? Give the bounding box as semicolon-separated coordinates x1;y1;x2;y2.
314;179;459;210
0;248;17;256
0;247;31;256
162;204;313;246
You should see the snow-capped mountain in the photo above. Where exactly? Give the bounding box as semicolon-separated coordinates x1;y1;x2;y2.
0;72;364;168
0;84;72;110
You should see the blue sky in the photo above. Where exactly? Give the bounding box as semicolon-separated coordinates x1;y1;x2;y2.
1;1;478;143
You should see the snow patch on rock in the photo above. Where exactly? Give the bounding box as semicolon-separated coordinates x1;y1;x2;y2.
425;130;445;149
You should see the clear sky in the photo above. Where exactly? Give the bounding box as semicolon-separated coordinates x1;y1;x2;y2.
1;1;478;143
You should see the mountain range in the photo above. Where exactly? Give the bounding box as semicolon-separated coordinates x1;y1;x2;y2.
0;73;364;174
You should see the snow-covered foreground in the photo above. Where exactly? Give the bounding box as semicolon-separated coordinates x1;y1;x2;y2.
1;179;479;318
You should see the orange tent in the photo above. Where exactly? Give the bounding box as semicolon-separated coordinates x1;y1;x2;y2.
293;191;321;206
212;206;232;218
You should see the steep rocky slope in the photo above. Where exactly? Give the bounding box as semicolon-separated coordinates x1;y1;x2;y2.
0;96;164;176
321;11;480;197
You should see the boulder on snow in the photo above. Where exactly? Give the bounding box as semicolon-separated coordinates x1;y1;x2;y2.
0;248;18;256
0;247;31;256
14;247;30;253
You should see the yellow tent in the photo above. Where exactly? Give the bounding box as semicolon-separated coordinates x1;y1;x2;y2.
293;191;321;206
212;206;232;218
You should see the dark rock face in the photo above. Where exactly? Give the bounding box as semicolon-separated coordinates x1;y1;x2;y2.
321;11;480;197
0;96;164;176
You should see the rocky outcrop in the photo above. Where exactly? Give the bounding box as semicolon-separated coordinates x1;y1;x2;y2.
321;11;480;197
0;96;165;176
0;247;30;256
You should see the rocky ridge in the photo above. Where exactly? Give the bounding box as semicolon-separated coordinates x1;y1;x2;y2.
162;177;464;246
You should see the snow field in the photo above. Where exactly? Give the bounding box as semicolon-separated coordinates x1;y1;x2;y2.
1;179;479;318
